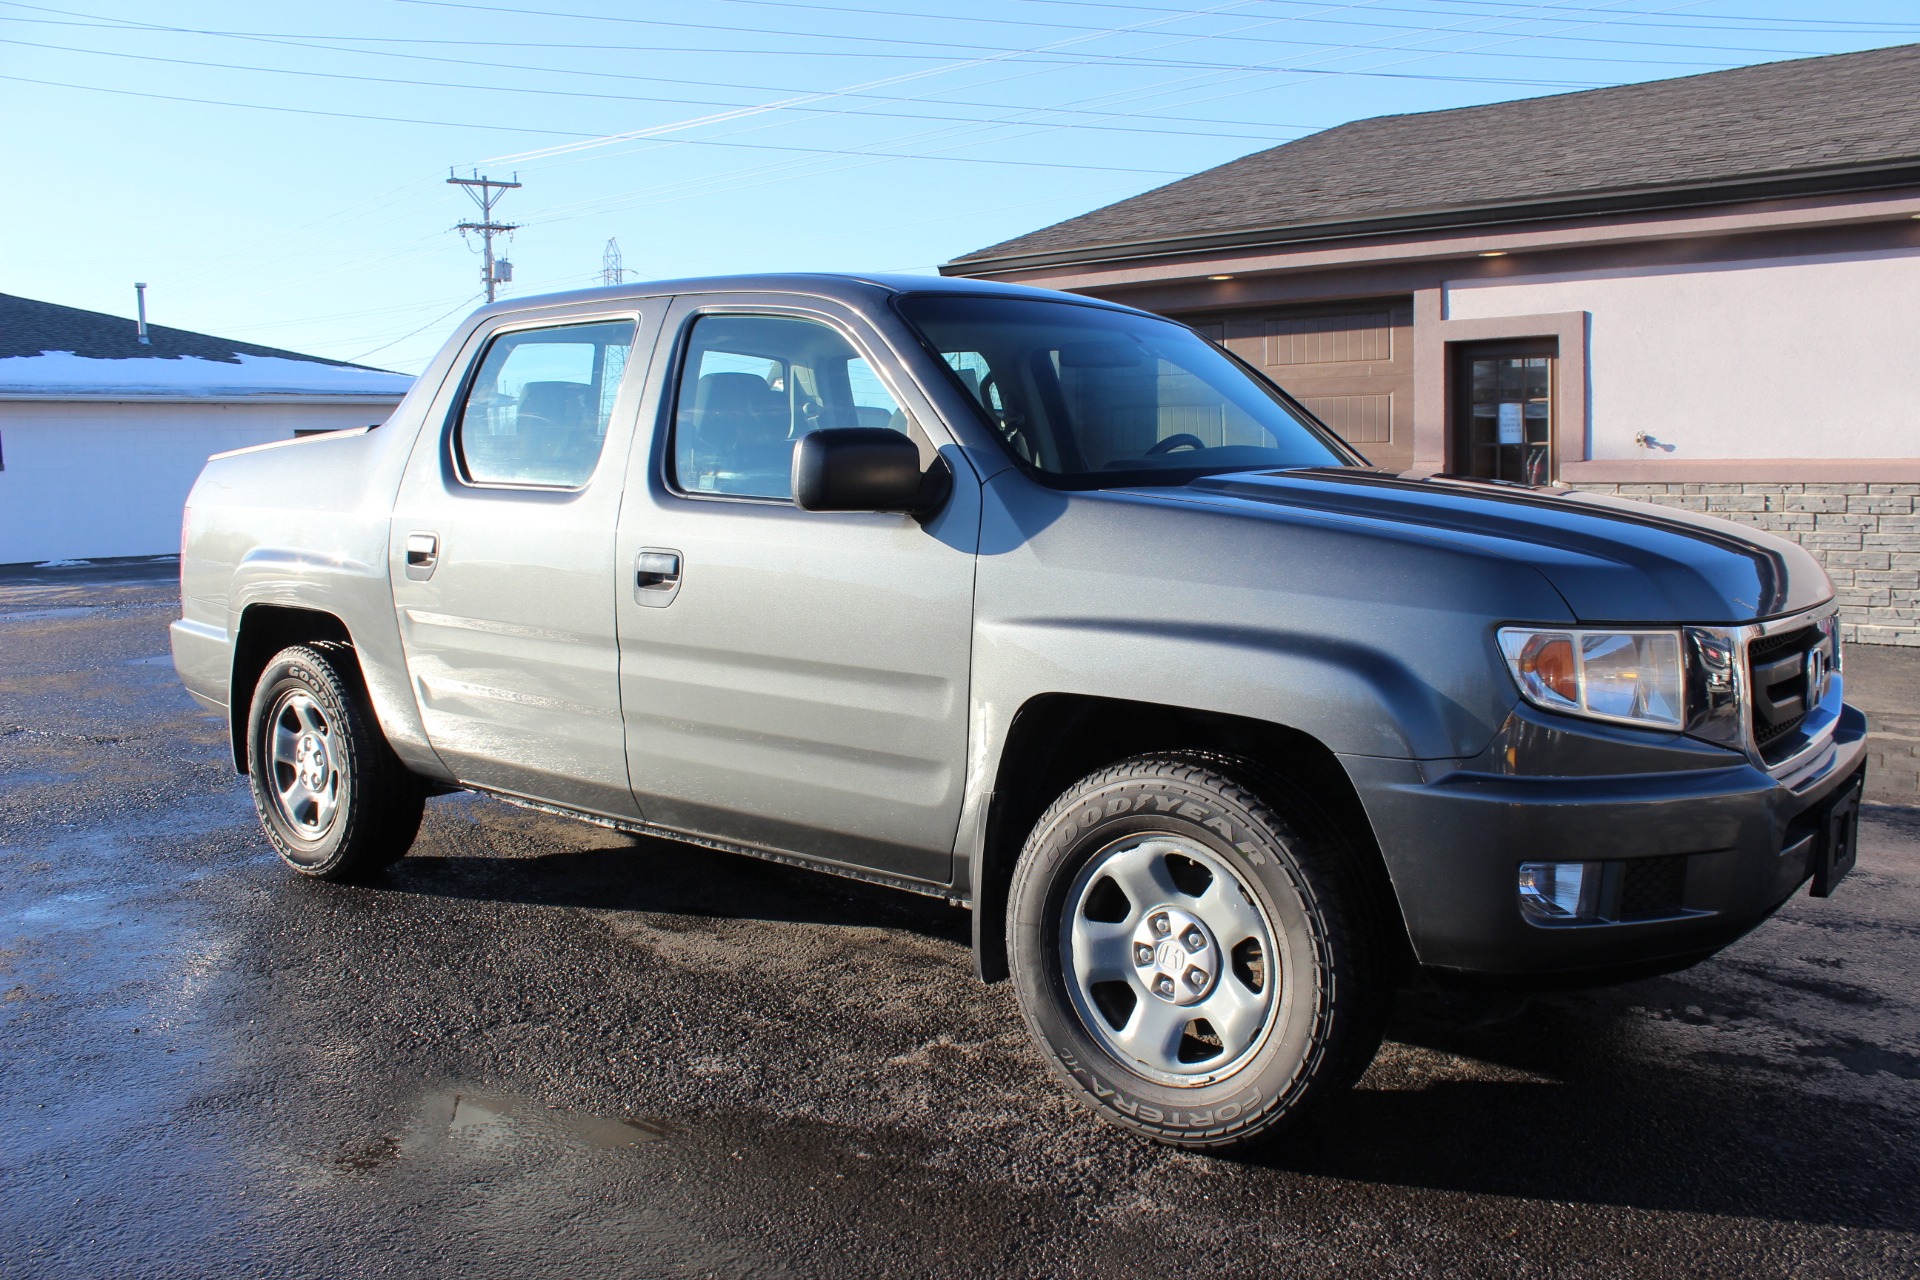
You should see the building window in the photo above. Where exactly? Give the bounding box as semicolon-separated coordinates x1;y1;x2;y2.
1451;340;1556;485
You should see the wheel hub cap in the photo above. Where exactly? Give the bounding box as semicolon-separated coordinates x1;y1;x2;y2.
1133;906;1217;1005
295;733;330;790
1059;833;1281;1086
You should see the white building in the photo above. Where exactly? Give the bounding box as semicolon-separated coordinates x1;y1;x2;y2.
0;292;412;565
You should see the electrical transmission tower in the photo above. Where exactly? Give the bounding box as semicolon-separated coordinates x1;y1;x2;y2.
447;171;521;303
599;238;627;286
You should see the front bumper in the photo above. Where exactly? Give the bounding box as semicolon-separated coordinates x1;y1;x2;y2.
1344;700;1869;986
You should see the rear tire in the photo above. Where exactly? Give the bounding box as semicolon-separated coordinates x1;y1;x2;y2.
1006;753;1392;1151
246;643;424;881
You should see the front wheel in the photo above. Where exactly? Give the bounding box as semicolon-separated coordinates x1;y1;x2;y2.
246;643;424;881
1006;754;1392;1150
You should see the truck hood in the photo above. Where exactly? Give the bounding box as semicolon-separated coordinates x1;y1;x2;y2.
1155;468;1830;625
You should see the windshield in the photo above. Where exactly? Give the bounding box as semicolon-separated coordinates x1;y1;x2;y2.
896;294;1353;486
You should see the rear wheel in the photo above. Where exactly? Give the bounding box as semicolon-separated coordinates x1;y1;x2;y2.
246;643;424;881
1006;753;1392;1150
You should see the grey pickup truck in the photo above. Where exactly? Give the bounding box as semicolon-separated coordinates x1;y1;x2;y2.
173;273;1867;1150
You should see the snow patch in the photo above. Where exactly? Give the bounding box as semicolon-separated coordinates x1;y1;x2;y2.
0;350;413;399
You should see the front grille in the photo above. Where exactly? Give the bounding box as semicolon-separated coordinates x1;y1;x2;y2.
1617;855;1687;921
1747;625;1819;758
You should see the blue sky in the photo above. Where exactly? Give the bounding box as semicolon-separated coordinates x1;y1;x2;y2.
5;0;1917;373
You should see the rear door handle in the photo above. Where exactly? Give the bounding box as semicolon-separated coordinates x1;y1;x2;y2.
635;548;682;606
404;532;440;581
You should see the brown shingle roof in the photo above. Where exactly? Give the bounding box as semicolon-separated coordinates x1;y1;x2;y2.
945;43;1920;273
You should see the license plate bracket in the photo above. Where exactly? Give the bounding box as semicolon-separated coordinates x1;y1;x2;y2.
1810;774;1863;898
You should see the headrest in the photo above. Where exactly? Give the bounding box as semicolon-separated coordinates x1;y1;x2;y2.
517;380;593;429
694;371;785;420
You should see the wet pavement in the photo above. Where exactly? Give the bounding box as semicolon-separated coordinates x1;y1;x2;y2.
2;562;1917;1279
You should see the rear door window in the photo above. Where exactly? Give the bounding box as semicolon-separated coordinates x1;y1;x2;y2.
454;319;637;488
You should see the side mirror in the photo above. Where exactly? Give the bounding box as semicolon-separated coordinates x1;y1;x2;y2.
792;428;949;516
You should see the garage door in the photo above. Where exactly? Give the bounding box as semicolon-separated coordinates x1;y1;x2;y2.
1183;300;1414;473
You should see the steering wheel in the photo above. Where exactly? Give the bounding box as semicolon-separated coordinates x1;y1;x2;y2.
1145;433;1207;456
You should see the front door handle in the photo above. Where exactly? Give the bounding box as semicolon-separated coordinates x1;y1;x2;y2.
404;532;440;581
634;548;682;607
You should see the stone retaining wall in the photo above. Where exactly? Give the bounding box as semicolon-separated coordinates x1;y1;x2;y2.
1569;482;1920;647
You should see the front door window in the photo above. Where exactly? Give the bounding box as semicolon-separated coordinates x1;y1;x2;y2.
670;313;910;500
1454;345;1554;485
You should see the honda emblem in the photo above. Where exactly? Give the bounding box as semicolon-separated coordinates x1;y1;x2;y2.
1805;645;1832;706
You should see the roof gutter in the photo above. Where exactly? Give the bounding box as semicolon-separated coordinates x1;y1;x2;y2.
941;156;1920;277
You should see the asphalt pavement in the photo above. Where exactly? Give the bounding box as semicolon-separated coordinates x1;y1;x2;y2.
2;561;1917;1279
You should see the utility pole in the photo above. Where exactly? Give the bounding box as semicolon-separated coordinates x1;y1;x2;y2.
447;171;521;303
599;238;626;286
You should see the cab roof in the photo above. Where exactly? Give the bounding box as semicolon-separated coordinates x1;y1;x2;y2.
463;271;1145;326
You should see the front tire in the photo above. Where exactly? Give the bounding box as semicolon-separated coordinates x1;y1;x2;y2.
246;643;424;881
1006;754;1391;1150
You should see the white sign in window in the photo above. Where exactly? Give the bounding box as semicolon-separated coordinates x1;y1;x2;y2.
1497;401;1524;445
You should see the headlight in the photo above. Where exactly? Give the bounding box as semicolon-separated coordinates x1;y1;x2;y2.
1497;627;1685;730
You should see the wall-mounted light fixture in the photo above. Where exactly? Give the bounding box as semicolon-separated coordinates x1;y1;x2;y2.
1478;250;1508;258
1207;274;1234;281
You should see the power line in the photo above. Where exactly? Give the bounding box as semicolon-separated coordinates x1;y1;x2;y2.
29;0;1868;175
7;0;1901;53
346;293;485;365
372;0;1607;82
692;0;1840;57
473;0;1617;167
0;35;1312;141
1010;0;1920;35
1403;0;1920;28
0;10;1351;132
13;0;1781;313
0;73;1196;175
482;0;1659;222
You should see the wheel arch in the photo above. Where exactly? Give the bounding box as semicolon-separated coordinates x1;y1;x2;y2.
969;693;1410;984
227;605;354;773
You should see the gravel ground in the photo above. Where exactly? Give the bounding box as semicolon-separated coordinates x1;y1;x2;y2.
2;562;1917;1279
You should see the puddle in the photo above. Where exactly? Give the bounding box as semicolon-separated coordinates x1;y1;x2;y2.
418;1091;672;1152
